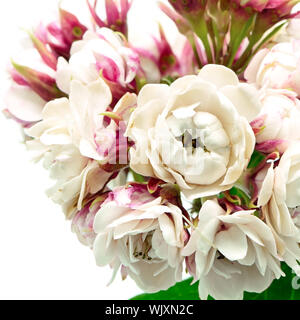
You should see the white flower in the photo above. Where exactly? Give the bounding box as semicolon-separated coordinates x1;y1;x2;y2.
126;64;259;200
245;41;300;96
183;200;283;300
56;29;140;97
26;79;134;215
252;89;300;153
258;142;300;275
93;184;186;292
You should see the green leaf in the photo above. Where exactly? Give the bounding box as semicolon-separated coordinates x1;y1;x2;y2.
191;198;202;214
236;21;287;74
227;13;257;68
247;150;265;169
161;76;175;86
251;21;287;57
131;278;199;300
130;264;300;300
229;186;251;207
130;169;146;183
192;14;213;63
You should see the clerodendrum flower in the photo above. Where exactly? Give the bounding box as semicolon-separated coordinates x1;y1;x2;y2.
126;64;259;200
250;89;300;153
4;8;87;125
5;0;300;302
245;41;300;96
71;192;109;248
257;142;300;275
26;78;135;217
93;184;186;292
183;200;283;300
56;28;140;101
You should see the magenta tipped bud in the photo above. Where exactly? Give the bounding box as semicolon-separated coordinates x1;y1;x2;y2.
233;0;300;16
168;0;207;15
105;0;120;26
28;31;58;70
158;2;191;34
87;0;132;35
11;60;65;101
59;8;88;44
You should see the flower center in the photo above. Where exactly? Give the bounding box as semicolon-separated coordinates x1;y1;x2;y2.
176;130;211;153
161;110;231;185
133;232;154;261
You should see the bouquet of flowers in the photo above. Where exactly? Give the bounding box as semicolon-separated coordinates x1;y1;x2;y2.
4;0;300;300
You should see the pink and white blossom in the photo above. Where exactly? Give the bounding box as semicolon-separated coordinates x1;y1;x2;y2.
72;193;109;248
3;8;87;125
134;26;195;82
4;0;300;300
257;142;300;275
4;50;59;123
35;8;88;61
56;28;140;101
93;184;186;292
251;89;300;153
126;64;259;200
183;200;283;300
26;79;134;215
245;41;300;96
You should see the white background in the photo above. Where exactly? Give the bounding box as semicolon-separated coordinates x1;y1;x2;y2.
0;0;181;300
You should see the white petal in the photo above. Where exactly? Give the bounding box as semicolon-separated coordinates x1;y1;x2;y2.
257;163;275;207
198;64;239;89
220;83;262;121
4;85;45;121
215;225;248;261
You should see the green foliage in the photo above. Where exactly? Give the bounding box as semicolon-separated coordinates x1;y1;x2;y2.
229;186;251;207
247;150;266;169
131;264;300;300
131;278;199;300
191;198;202;214
161;76;175;85
130;169;146;183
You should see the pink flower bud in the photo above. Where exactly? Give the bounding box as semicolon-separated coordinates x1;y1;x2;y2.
168;0;207;15
59;8;88;46
72;193;109;248
134;26;195;81
158;2;191;35
35;9;87;61
251;89;300;152
10;61;65;102
2;109;34;128
256;139;287;153
246;42;300;96
87;0;132;35
104;184;157;208
28;31;57;70
234;0;299;14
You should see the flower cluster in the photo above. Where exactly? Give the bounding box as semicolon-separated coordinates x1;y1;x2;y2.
4;0;300;300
